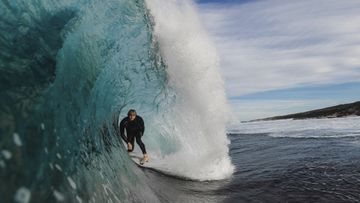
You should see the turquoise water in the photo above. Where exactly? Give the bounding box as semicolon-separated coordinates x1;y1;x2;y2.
1;0;169;202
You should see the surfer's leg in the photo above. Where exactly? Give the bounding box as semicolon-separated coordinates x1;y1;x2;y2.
127;134;135;152
135;133;146;154
135;133;148;164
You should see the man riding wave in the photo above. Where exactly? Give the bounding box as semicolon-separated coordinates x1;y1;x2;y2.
114;109;149;164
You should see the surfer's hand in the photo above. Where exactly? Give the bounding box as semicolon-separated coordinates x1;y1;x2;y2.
127;142;133;151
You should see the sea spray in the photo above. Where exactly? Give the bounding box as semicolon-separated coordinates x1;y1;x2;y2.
144;0;234;180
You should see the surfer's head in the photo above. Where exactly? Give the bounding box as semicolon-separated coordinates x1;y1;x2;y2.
128;109;137;121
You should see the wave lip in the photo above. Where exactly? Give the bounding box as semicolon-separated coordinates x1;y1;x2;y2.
144;0;235;180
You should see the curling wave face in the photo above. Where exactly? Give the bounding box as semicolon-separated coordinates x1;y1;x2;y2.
0;0;233;202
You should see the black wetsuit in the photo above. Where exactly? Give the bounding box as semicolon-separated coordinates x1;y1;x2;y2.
120;116;146;154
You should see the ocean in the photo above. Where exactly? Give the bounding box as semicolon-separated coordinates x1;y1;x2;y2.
136;117;360;202
224;117;360;202
1;0;360;202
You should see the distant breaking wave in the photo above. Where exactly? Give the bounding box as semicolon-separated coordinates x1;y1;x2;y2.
0;0;234;202
229;117;360;139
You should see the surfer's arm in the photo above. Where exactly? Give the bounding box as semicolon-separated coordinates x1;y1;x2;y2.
119;118;128;143
138;116;145;135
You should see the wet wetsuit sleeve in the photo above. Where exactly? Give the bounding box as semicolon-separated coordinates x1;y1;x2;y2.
119;117;128;143
138;116;145;135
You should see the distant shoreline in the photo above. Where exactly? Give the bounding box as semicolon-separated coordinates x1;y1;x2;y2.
248;101;360;122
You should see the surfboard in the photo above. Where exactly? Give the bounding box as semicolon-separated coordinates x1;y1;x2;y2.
129;153;149;167
128;152;172;172
128;152;193;180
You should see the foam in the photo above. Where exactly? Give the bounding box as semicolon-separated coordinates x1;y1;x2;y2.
230;116;360;138
144;0;234;180
14;187;31;203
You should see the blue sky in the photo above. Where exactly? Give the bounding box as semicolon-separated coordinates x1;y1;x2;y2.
195;0;360;121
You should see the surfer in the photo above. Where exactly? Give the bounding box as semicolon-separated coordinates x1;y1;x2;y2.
118;109;149;164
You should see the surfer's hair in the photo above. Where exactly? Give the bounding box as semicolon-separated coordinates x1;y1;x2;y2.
127;109;137;116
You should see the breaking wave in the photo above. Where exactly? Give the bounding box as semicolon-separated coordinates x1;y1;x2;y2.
0;0;234;202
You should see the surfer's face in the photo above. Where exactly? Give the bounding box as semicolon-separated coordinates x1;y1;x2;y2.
129;113;136;121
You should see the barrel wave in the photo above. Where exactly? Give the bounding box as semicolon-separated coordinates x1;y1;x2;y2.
0;0;234;202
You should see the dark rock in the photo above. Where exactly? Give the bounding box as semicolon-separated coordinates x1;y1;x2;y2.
253;101;360;121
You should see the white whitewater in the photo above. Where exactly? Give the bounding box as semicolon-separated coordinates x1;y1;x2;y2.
143;0;234;180
229;117;360;139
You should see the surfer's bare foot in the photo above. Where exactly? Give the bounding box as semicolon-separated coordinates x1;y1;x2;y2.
127;143;133;151
140;154;149;165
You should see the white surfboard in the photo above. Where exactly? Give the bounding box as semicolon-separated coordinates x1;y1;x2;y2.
128;152;166;168
128;152;192;180
128;153;150;167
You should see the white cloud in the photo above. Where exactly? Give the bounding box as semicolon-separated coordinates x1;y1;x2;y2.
197;0;360;97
